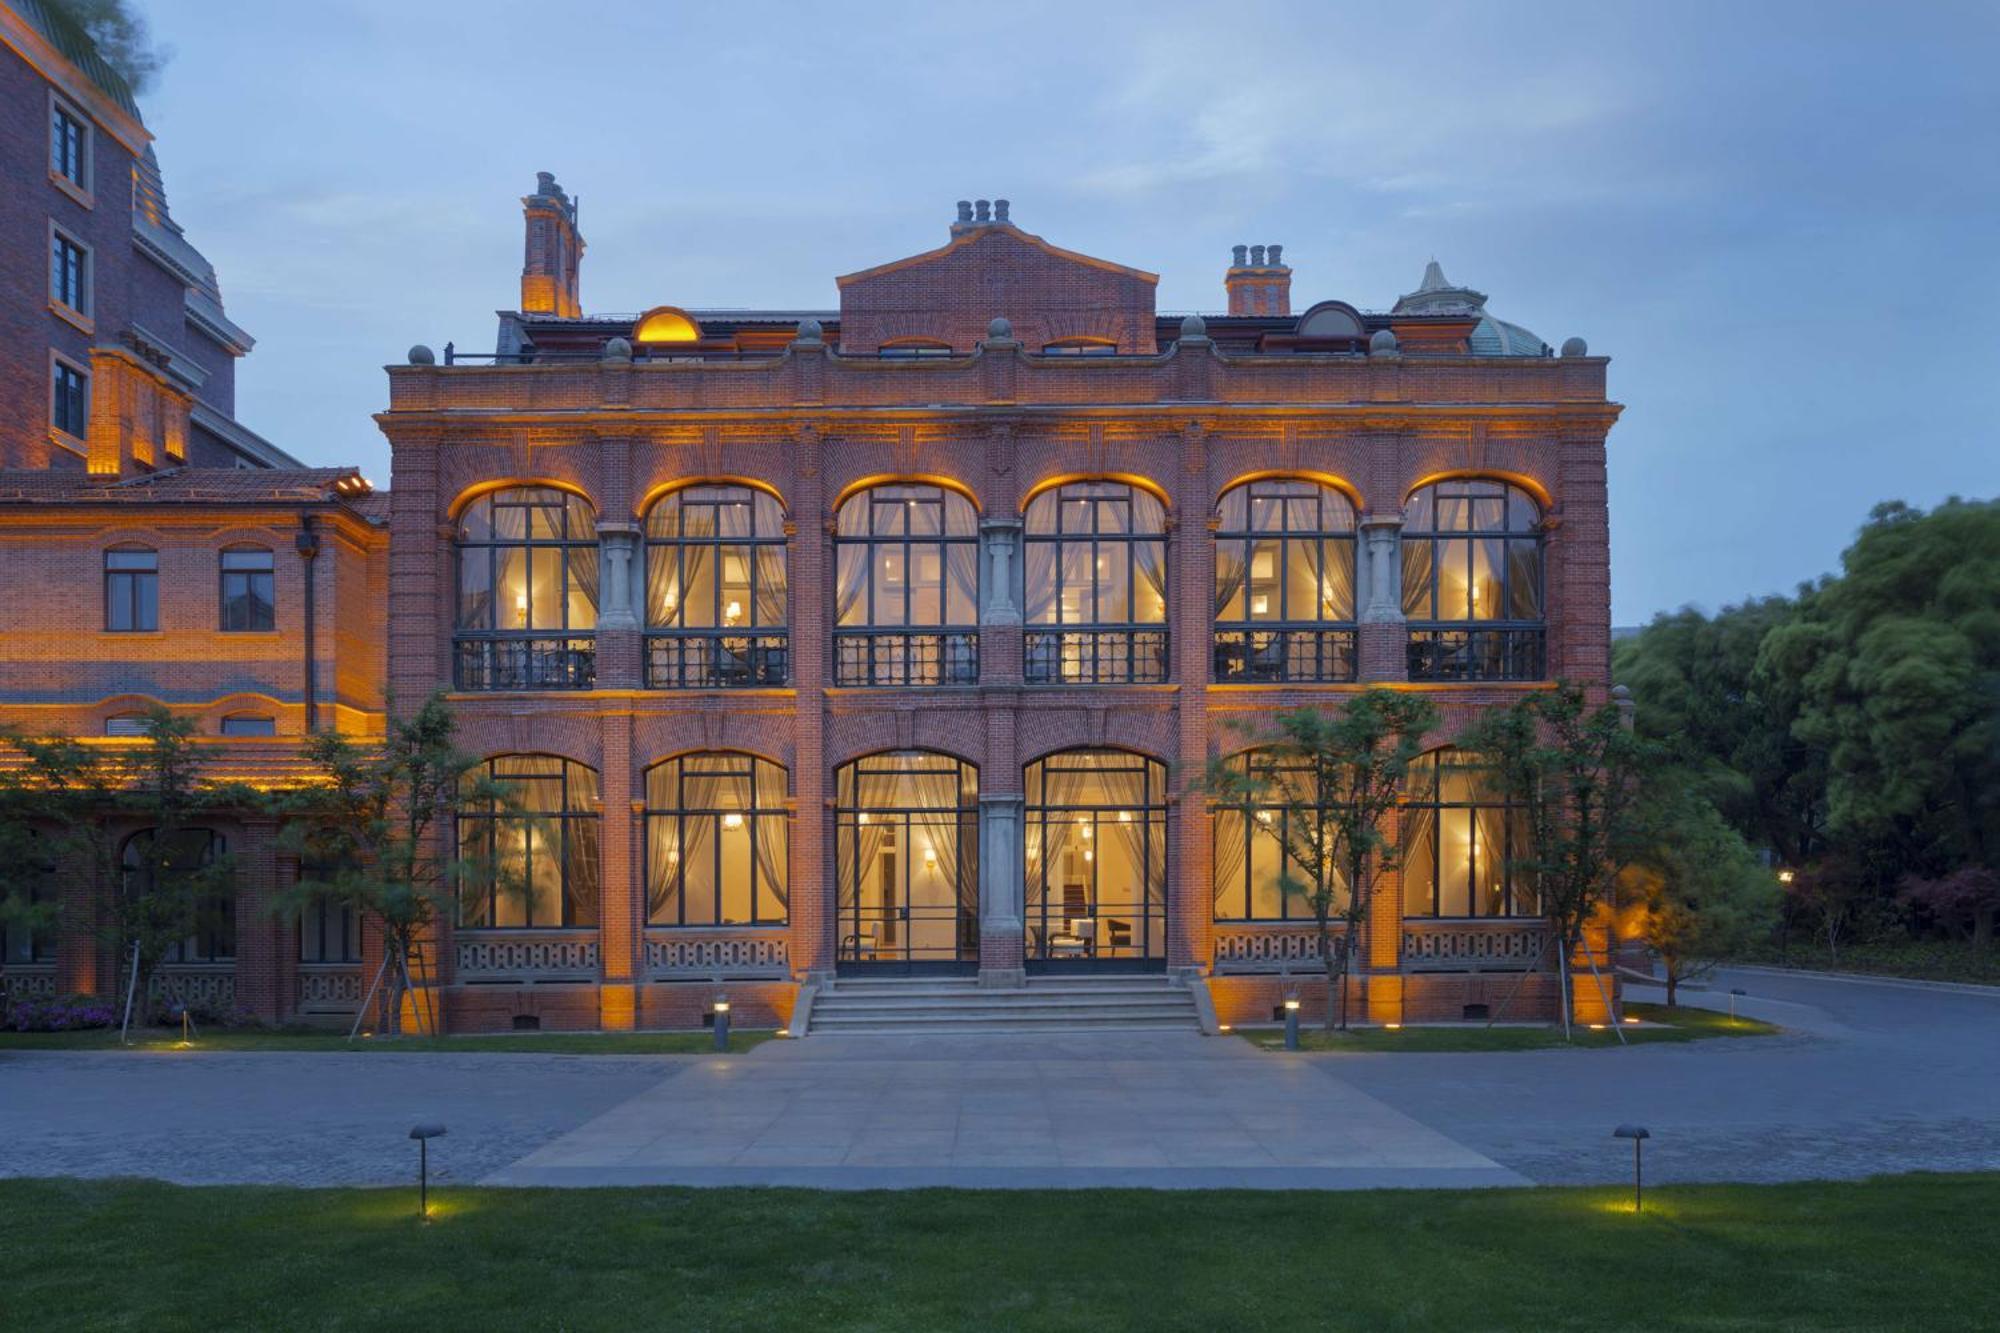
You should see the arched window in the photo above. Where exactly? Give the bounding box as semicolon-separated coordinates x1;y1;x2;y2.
644;484;788;688
121;828;232;962
218;546;275;632
645;753;789;927
835;752;979;969
833;483;979;686
457;755;600;928
1024;749;1167;966
1041;338;1117;357
1023;481;1169;684
454;487;598;691
1401;478;1544;681
1210;750;1346;921
1213;478;1357;683
1401;749;1536;918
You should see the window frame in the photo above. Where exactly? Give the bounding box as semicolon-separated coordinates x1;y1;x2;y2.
642;483;790;688
453;487;599;691
832;482;980;686
104;546;159;633
643;752;790;928
1399;748;1538;919
49;222;90;321
219;714;277;737
50;351;89;446
1400;478;1547;682
876;340;953;359
1039;339;1118;357
456;755;602;930
1212;477;1359;683
121;828;233;964
218;546;277;633
1209;749;1347;922
48;93;92;202
1022;480;1170;684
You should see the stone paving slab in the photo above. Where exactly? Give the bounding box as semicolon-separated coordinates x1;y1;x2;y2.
482;1032;1524;1190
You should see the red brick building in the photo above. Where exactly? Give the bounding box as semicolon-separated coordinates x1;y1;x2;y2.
364;183;1622;1032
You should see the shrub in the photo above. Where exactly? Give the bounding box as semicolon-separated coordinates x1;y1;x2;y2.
7;994;115;1032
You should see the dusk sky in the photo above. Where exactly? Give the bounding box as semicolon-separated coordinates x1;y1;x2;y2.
139;0;1998;625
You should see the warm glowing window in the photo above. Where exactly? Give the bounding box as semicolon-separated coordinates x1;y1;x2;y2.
1401;749;1536;918
1023;482;1167;628
1215;479;1356;625
835;484;978;630
1023;750;1167;963
634;308;700;343
645;753;789;927
1402;479;1545;681
645;485;786;633
835;752;979;966
1211;750;1347;921
455;487;598;635
458;755;600;929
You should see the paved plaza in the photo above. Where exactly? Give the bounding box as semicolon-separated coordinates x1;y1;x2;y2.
3;968;1996;1190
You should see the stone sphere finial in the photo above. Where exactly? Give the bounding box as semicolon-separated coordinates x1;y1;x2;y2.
407;344;435;366
601;336;632;363
987;316;1014;341
794;317;824;344
1368;328;1399;357
1179;313;1208;340
1561;335;1589;358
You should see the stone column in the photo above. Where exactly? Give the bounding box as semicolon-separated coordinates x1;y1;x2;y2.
979;516;1023;685
977;795;1026;987
1356;515;1406;682
1169;424;1214;978
788;427;832;980
593;524;643;689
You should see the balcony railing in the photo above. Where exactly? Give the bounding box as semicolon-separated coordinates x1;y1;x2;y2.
454;637;596;691
834;630;978;686
1213;628;1357;684
1406;627;1545;682
647;633;789;688
1024;628;1170;685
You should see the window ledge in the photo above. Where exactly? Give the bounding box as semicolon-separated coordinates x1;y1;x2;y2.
49;172;94;209
47;429;86;458
49;301;93;336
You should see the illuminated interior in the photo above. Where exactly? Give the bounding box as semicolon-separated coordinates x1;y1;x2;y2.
458;755;601;928
1400;748;1537;917
1211;749;1350;920
633;307;701;343
645;753;789;926
835;752;979;966
1024;750;1168;964
455;487;599;635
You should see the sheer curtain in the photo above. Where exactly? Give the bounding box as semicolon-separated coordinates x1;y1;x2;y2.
835;545;868;627
1401;539;1434;619
567;544;599;630
647;543;680;626
754;546;787;628
1214;542;1248;620
1211;808;1247;918
1133;541;1169;623
752;810;788;919
1401;806;1437;915
1318;538;1356;622
945;542;979;626
1023;543;1057;624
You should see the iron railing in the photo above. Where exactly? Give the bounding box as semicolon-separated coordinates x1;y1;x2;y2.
454;637;596;691
1024;629;1170;685
834;631;978;686
646;633;789;688
1213;628;1357;683
1406;627;1545;682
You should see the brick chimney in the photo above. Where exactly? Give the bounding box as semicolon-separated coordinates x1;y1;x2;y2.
520;172;584;318
1225;243;1291;317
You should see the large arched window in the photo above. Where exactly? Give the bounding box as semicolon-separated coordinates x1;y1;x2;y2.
835;752;979;969
834;483;979;686
645;753;789;927
1401;478;1544;681
1213;478;1357;683
1401;749;1536;918
1023;481;1169;684
121;828;232;963
644;484;788;688
454;487;598;691
1210;750;1347;921
1024;749;1167;966
457;755;600;929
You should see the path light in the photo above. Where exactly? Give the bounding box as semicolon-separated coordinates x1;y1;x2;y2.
409;1123;447;1220
1613;1124;1650;1213
713;996;732;1052
1283;993;1301;1051
1729;987;1747;1020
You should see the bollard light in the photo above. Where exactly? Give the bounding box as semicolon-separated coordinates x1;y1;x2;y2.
713;998;732;1052
1283;994;1301;1051
1728;987;1747;1020
409;1122;447;1219
1612;1124;1650;1213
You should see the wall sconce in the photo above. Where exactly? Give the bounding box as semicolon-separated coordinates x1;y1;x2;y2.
1117;810;1132;824
923;845;938;871
514;591;529;627
722;812;744;830
724;600;743;626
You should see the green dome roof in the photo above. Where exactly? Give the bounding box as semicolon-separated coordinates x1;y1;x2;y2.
1392;260;1550;358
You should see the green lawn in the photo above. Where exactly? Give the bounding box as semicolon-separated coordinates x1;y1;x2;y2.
1238;1002;1778;1053
1;1175;1993;1330
1740;938;2000;987
0;1026;778;1055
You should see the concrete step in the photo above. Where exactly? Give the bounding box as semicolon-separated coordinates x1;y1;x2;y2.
815;993;1195;1014
805;972;1199;1035
812;1012;1198;1032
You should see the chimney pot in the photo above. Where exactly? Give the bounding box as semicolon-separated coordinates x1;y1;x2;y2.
956;200;973;223
1267;244;1283;267
975;199;992;222
1232;244;1248;266
994;198;1010;223
1249;245;1266;266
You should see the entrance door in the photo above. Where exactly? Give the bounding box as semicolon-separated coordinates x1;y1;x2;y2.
1024;750;1168;972
836;752;979;974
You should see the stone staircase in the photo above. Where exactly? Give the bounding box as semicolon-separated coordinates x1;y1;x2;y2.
804;974;1201;1035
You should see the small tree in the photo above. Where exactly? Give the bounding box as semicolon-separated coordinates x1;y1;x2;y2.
1208;691;1439;1029
0;732;114;995
1896;867;2000;949
1463;684;1653;1037
276;695;498;1036
105;708;241;1022
1622;785;1778;1005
